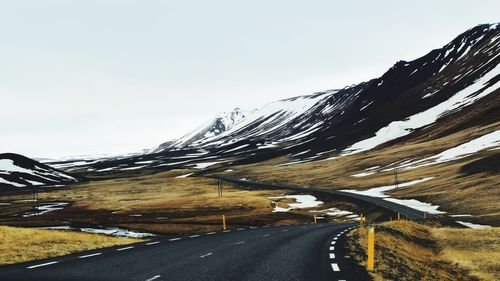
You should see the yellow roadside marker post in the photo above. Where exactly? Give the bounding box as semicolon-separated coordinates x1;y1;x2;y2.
397;212;401;221
313;214;317;224
222;215;226;231
367;226;375;271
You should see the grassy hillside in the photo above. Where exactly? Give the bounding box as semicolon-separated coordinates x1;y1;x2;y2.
211;122;499;226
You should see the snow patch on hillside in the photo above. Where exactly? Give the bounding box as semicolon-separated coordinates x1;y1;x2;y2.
343;63;500;155
341;177;445;214
455;221;492;229
269;195;323;212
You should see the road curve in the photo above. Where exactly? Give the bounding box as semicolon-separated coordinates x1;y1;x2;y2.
0;223;369;281
216;176;436;220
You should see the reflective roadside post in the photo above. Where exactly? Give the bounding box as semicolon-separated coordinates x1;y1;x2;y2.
367;226;375;271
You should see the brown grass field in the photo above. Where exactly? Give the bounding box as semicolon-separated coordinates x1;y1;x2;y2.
346;220;500;281
0;225;138;265
0;169;388;236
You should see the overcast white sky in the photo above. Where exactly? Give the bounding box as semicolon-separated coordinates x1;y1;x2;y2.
1;0;499;159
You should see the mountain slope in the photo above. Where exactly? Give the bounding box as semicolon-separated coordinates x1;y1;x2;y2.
52;23;499;178
0;153;79;189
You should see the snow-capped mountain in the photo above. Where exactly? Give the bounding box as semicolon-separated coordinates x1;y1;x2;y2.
0;153;79;189
52;23;500;176
160;108;248;150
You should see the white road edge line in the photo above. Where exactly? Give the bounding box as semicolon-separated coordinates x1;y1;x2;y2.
117;246;134;251
27;261;58;269
200;252;213;258
145;275;161;281
331;263;340;271
79;253;102;259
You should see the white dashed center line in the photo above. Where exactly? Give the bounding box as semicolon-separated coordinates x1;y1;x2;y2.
189;235;200;238
117;246;134;251
146;241;160;246
331;263;340;271
79;253;102;259
206;232;216;235
169;238;181;241
329;253;335;259
222;230;231;233
234;241;245;245
27;261;58;269
200;252;213;258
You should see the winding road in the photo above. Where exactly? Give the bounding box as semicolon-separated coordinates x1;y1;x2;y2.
217;176;436;219
0;223;369;281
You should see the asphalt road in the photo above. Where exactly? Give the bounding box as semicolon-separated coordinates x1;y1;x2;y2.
0;223;369;281
217;176;436;219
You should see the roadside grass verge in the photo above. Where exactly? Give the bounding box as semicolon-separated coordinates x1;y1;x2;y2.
0;225;139;265
346;220;499;281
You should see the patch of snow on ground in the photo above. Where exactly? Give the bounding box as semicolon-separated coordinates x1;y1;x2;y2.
135;160;154;164
341;177;444;214
22;202;69;217
343;63;500;155
269;195;323;212
80;227;156;238
384;198;445;214
385;130;500;171
341;178;434;197
193;162;221;169
455;221;492;229
351;171;375;178
175;172;194;178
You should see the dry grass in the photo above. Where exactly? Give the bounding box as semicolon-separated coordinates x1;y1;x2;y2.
0;168;393;235
0;225;138;265
431;227;500;281
346;220;500;281
1;169;353;234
